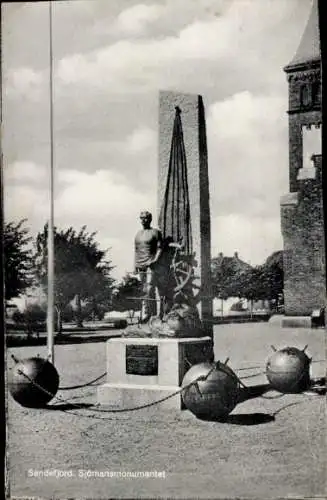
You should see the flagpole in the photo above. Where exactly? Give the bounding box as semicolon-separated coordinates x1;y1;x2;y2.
47;0;55;363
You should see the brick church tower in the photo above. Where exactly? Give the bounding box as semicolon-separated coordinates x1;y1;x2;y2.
280;0;325;318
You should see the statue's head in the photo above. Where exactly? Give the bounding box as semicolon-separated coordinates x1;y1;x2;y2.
139;210;152;228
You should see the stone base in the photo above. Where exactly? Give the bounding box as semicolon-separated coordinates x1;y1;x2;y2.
97;336;212;411
281;316;312;328
268;314;284;326
97;383;183;411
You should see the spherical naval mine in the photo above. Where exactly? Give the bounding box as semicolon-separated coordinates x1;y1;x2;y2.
9;356;59;408
181;361;240;420
266;347;311;393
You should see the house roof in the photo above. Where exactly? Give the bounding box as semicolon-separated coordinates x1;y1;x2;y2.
285;0;320;71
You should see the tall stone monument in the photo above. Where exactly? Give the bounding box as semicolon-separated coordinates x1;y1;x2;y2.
97;91;213;410
158;91;213;336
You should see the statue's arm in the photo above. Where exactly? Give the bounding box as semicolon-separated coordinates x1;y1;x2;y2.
134;234;138;273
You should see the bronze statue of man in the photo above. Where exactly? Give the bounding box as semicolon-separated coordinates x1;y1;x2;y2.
134;211;163;322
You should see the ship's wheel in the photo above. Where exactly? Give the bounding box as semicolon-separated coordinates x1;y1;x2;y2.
169;243;201;302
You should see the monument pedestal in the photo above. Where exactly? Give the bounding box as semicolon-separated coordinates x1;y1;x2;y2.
97;336;212;411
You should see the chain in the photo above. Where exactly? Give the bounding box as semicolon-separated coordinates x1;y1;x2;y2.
13;364;214;415
59;372;107;390
11;355;325;417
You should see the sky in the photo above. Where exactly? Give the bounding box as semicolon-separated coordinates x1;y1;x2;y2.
2;0;313;281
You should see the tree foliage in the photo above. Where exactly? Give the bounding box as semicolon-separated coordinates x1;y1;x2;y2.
112;274;143;319
211;254;251;299
256;251;284;302
4;219;34;301
211;251;284;304
34;224;115;325
12;303;46;332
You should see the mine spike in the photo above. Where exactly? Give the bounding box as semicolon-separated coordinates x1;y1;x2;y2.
11;354;20;364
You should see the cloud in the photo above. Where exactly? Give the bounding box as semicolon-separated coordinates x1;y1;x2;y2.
56;19;234;92
208;91;285;138
56;168;153;219
4;183;50;228
207;91;289;218
52;123;158;192
4;67;45;101
56;168;157;278
4;160;48;185
205;90;289;265
54;0;309;98
2;0;313;278
113;4;164;36
125;126;156;153
3;0;311;156
3;162;51;244
3;0;311;102
212;214;283;265
4;166;157;280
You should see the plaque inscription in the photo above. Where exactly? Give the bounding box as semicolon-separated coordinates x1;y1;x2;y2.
126;345;158;375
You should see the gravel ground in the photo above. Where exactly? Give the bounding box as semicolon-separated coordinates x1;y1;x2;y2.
6;323;326;499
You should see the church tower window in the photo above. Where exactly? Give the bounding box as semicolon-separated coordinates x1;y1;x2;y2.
312;81;320;105
300;83;312;108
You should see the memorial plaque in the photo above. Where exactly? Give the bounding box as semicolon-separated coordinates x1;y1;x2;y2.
126;345;158;376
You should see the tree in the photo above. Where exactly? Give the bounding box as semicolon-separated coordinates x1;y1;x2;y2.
211;250;284;314
232;251;284;310
4;219;34;301
236;267;263;314
259;251;284;308
34;224;115;328
211;253;252;300
12;303;46;339
112;274;143;322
